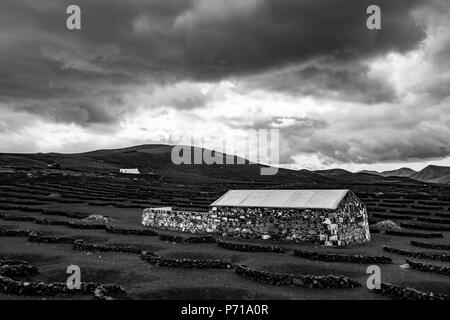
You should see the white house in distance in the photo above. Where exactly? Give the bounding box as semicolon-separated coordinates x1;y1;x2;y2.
119;168;140;174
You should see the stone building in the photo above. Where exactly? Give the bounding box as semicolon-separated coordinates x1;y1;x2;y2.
142;189;370;246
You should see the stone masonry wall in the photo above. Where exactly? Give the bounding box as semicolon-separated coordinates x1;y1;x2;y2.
142;192;370;247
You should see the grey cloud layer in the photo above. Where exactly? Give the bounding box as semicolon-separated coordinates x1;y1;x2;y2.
1;0;449;167
1;1;425;109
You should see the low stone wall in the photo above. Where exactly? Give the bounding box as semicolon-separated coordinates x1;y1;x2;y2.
410;240;450;251
0;214;106;230
27;232;75;244
73;240;142;254
140;251;232;269
400;222;450;232
436;212;450;218
373;282;448;300
373;213;413;220
0;275;125;299
93;284;125;300
390;210;431;216
34;218;69;226
42;209;88;219
417;217;450;225
0;214;36;222
383;246;450;261
64;221;107;230
105;226;158;236
294;249;392;264
0;229;31;237
158;233;216;244
385;230;443;238
217;239;285;253
0;259;39;278
235;265;360;288
406;259;450;277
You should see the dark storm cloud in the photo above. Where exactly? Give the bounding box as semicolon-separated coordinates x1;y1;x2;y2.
242;63;398;104
3;0;450;168
17;101;119;125
0;0;427;125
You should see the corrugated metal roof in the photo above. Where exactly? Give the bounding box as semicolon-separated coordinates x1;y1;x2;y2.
210;189;349;210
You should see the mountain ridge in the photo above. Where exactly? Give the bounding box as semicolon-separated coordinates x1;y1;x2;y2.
1;144;449;184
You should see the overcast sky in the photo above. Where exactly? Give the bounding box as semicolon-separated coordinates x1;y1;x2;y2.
1;0;450;172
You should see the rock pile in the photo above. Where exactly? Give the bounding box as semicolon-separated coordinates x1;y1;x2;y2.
372;220;401;231
235;265;361;289
84;215;115;224
294;249;392;264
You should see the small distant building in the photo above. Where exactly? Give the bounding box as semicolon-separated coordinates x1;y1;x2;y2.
119;168;140;174
47;163;61;169
142;189;370;247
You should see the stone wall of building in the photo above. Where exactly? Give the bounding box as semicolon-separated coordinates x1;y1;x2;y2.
142;191;370;247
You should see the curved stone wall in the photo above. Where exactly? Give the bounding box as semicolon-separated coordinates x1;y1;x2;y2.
217;239;285;253
235;265;361;288
294;249;392;264
383;246;450;262
140;251;232;269
406;259;450;276
373;282;448;300
410;240;450;251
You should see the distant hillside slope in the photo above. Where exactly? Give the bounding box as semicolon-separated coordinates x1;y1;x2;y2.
315;168;416;184
410;165;450;184
0;144;426;185
380;167;416;177
357;170;380;175
0;144;337;185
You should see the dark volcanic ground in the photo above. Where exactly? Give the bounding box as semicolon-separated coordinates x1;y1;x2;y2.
0;150;450;299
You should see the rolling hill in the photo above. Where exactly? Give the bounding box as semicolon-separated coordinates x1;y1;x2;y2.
410;165;450;184
0;144;336;185
380;167;416;177
0;144;430;185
